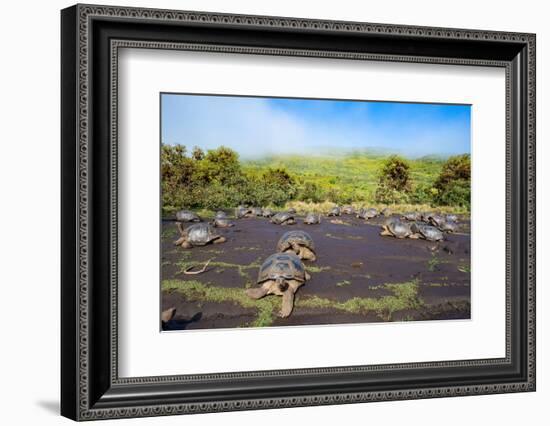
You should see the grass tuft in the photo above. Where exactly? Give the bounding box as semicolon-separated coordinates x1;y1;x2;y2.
457;264;471;273
297;280;422;321
162;279;281;327
305;265;331;273
427;254;441;272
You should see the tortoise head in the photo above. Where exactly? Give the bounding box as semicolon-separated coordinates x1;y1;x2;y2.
276;276;289;292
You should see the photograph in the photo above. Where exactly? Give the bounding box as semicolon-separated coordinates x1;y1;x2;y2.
57;3;536;419
160;93;472;330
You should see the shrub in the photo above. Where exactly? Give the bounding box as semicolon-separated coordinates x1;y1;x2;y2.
409;183;436;205
201;183;245;210
161;144;195;186
191;146;205;161
378;155;411;191
262;168;294;189
297;181;325;203
196;146;243;185
433;154;471;208
374;182;411;204
434;180;470;208
161;144;247;214
375;156;411;203
259;168;297;206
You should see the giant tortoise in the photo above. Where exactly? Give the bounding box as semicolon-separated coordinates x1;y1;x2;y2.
276;230;316;261
304;212;321;225
246;253;310;318
270;212;296;225
174;223;226;248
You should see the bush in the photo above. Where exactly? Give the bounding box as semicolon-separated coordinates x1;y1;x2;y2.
375;156;411;203
161;144;196;186
161;144;246;214
433;180;470;208
409;183;436;205
378;156;411;191
374;182;410;204
433;154;471;208
200;183;245;210
196;146;243;184
297;181;325;203
191;146;205;161
161;145;304;214
257;168;297;206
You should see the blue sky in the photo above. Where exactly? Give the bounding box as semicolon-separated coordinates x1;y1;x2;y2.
161;94;471;158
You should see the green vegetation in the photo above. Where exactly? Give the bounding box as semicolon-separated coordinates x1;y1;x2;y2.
304;265;331;273
433;154;471;208
162;144;470;216
161;227;178;239
375;155;412;204
162;279;423;326
427;254;442;272
175;258;262;287
162;279;279;327
457;264;471;273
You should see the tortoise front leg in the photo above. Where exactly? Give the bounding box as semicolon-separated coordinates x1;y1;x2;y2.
213;236;227;244
161;307;176;323
300;247;317;261
379;225;392;236
246;283;270;299
279;289;295;318
174;222;185;245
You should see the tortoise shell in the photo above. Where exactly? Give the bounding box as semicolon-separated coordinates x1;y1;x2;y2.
386;219;413;238
420;212;435;222
257;253;307;284
304;212;321;224
328;206;341;216
235;207;251;218
212;217;233;228
184;223;221;246
445;214;459;223
365;208;378;218
411;223;444;241
251;207;263;216
428;214;446;228
439;221;458;233
262;208;275;217
271;212;294;224
358;207;378;219
175;210;201;222
342;205;355;215
277;230;315;254
402;211;421;221
215;211;227;219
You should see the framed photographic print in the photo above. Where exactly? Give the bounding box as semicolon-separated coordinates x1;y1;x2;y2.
61;4;536;421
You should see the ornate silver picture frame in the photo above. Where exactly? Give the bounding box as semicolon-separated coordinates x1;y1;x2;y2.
61;4;535;420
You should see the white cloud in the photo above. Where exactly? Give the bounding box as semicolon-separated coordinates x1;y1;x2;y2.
162;95;470;158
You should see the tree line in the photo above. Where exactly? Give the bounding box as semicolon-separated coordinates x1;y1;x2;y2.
161;144;470;215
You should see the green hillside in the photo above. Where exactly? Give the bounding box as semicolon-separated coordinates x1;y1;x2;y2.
242;154;445;204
